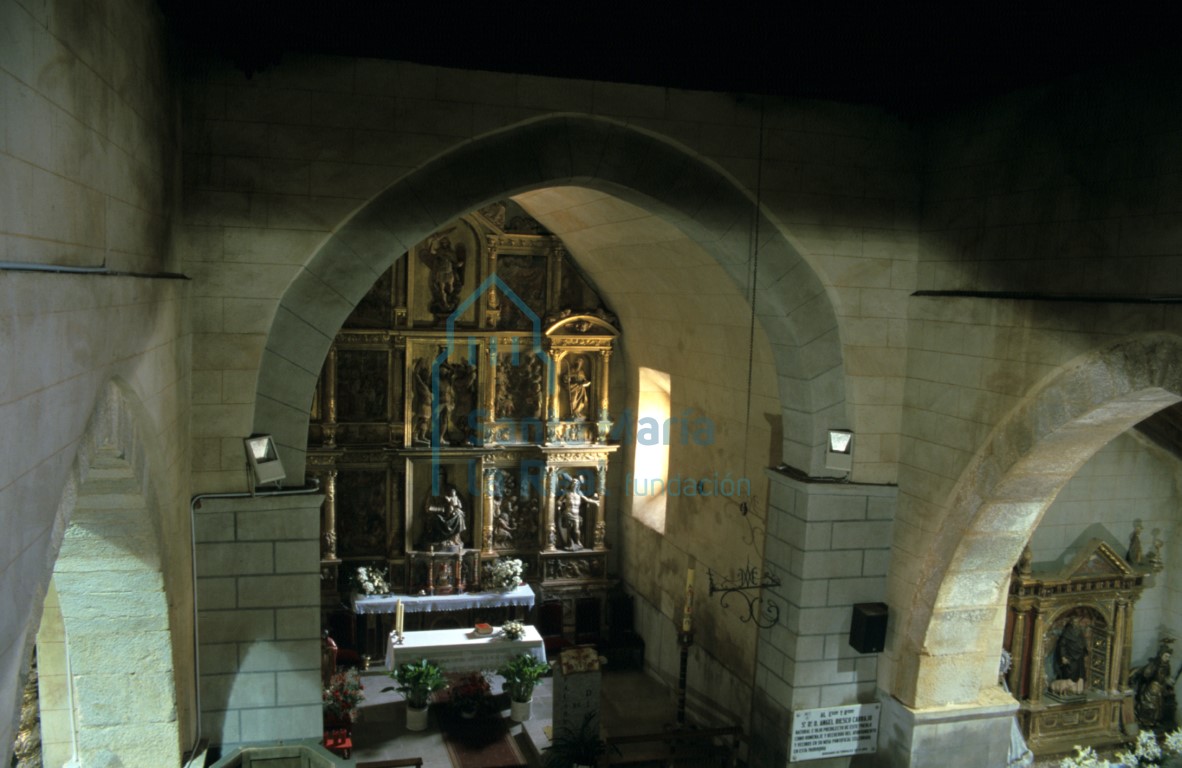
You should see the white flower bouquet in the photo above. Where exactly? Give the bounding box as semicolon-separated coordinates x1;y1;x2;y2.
355;565;390;596
487;557;523;591
1062;728;1182;767
502;620;526;640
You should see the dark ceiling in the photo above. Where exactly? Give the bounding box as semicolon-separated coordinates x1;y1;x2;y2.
160;2;1182;117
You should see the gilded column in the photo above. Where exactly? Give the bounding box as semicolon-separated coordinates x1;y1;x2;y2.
550;351;566;422
485;242;501;327
544;466;559;551
598;349;611;422
323;469;339;561
1122;595;1135;691
1028;608;1045;704
324;346;338;447
595;349;613;444
593;461;608;550
1009;608;1027;696
487;340;499;424
1111;597;1127;693
482;466;497;555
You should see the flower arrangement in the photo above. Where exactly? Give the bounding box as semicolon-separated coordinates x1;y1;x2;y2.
502;619;526;640
449;671;492;716
323;667;365;721
354;565;390;596
1061;728;1182;767
487;557;523;591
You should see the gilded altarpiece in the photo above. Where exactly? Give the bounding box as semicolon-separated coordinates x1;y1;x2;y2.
309;202;621;647
1005;539;1147;757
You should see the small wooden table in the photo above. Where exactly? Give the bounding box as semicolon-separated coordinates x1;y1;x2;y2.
386;625;546;672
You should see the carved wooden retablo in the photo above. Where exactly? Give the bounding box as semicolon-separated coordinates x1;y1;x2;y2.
1004;539;1147;756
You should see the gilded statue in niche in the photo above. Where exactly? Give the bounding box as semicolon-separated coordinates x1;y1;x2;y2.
556;474;599;551
411;358;434;444
562;355;591;420
410;353;478;445
1045;607;1106;699
419;484;467;551
419;228;467;317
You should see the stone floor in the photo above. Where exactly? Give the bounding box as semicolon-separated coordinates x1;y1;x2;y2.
348;668;680;768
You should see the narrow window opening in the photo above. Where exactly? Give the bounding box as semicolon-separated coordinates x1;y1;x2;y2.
631;367;670;533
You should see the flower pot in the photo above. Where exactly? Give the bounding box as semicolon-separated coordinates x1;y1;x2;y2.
510;697;533;722
406;704;429;731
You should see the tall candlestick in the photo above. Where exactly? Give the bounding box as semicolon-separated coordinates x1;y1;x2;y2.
682;568;694;632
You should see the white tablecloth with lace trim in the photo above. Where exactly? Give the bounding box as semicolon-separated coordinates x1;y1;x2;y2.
352;584;535;615
385;625;546;671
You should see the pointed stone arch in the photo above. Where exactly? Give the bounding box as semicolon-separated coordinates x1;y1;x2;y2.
251;115;845;483
34;380;182;768
896;332;1182;709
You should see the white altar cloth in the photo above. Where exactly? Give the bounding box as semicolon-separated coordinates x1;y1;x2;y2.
385;625;546;672
353;584;535;615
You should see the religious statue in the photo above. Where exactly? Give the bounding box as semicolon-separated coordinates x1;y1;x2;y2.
526;354;545;419
421;485;466;550
495;361;514;418
411;358;433;444
1128;522;1144;565
1131;639;1176;730
419;229;466;316
1052;614;1089;694
412;354;477;445
563;355;591;420
1147;528;1166;570
1016;544;1032;576
557;476;598;551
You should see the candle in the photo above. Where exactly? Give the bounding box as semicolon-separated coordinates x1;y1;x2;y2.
396;599;404;638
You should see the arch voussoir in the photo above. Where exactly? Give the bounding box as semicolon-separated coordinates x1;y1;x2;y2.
900;333;1182;710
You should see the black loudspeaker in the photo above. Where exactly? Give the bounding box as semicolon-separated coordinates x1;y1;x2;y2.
849;602;888;654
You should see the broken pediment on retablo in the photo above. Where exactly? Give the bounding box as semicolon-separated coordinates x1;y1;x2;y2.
1060;538;1135;580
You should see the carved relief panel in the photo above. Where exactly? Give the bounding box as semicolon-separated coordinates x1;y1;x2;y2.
405;339;482;447
335;465;401;562
410;221;480;327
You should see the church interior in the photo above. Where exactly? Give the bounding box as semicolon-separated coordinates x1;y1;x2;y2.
5;2;1182;767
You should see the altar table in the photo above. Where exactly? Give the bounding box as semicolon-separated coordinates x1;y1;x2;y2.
354;584;535;615
385;625;546;672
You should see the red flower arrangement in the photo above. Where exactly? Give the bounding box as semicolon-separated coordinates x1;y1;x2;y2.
323;667;365;721
448;671;491;715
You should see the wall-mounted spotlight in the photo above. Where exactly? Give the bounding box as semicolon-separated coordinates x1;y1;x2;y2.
825;429;853;472
244;434;286;491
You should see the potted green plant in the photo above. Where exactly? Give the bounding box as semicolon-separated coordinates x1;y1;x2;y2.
498;652;550;722
544;712;613;768
383;658;446;731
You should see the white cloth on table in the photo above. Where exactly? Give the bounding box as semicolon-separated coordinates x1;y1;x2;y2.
385;625;546;672
353;583;535;615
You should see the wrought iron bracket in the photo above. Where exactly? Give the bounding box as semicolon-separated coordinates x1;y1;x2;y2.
708;561;781;628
